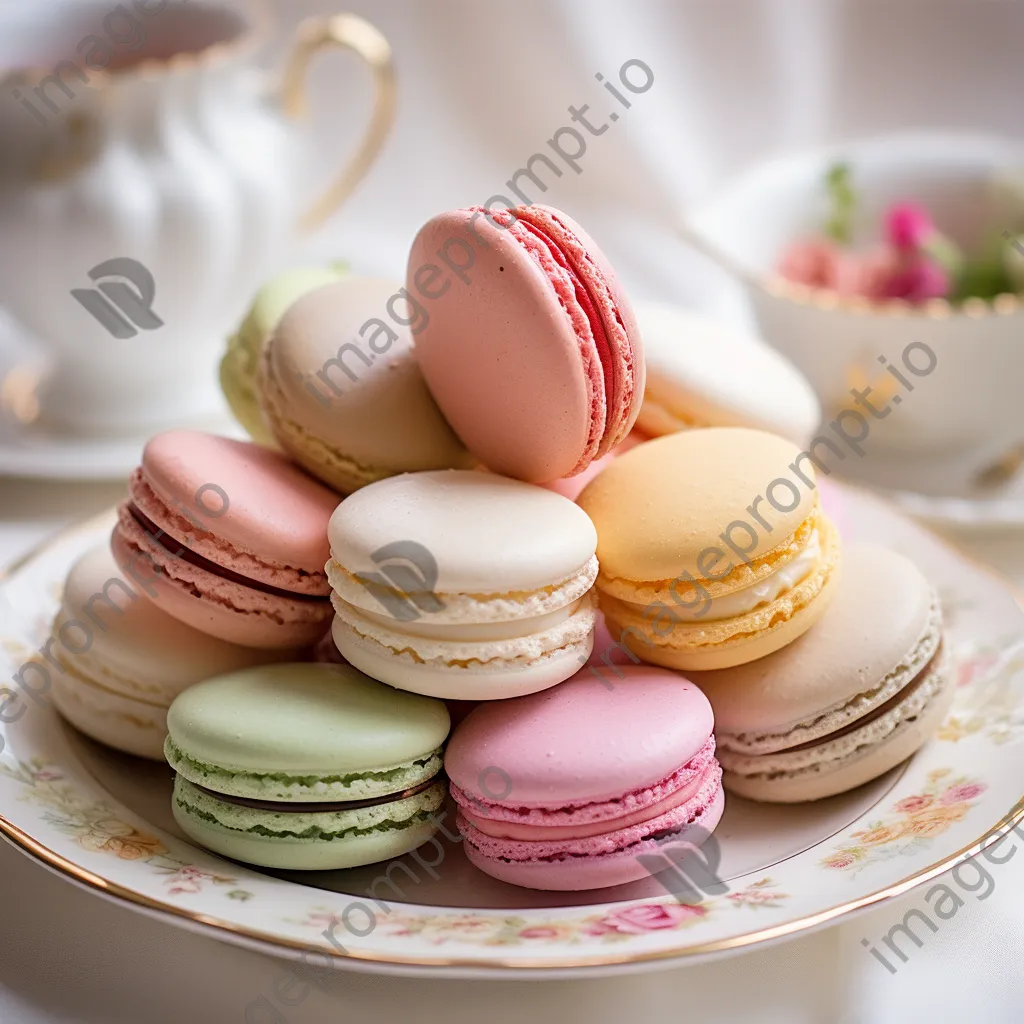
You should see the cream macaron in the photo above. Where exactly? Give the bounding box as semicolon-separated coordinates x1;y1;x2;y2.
327;470;599;699
690;545;952;802
260;277;472;493
634;303;821;446
578;428;841;671
49;546;292;759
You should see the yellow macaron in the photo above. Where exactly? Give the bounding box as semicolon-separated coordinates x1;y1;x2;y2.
577;427;842;670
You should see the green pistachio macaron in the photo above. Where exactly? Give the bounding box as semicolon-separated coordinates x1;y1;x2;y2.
165;663;450;870
221;264;348;444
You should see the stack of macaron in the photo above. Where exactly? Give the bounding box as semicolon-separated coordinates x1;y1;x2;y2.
44;202;953;890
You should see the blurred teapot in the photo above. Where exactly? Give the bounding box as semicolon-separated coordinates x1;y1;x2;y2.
0;0;395;434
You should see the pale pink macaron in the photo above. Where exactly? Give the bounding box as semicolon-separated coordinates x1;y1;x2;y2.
408;204;644;483
112;431;339;649
445;666;724;891
541;451;616;502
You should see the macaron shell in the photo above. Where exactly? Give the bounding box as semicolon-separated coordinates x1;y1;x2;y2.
409;209;591;481
328;471;597;596
721;657;954;803
137;431;338;580
445;666;714;806
166;663;450;777
172;777;444;871
408;207;640;482
577;428;819;584
111;522;332;649
462;786;724;891
260;277;471;493
634;303;820;445
59;546;292;701
51;669;170;760
690;544;937;739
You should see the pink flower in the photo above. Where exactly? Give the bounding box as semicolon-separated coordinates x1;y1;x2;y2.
895;795;934;815
886;202;935;251
776;238;843;289
822;848;866;869
518;927;560;940
877;258;950;301
941;783;986;805
586;903;706;936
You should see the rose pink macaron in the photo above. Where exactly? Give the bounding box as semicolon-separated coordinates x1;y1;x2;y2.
408;204;644;483
112;431;339;649
445;666;724;890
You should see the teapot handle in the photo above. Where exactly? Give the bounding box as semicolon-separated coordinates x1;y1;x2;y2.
281;14;396;232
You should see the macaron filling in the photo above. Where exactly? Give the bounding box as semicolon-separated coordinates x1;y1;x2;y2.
717;594;944;756
326;554;598;625
718;642;950;780
123;467;331;597
456;760;723;862
124;503;331;604
610;529;823;626
165;736;445;802
459;760;716;842
173;776;445;842
187;774;442;813
331;591;598;670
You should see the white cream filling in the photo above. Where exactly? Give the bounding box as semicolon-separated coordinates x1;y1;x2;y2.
671;529;821;624
331;594;583;642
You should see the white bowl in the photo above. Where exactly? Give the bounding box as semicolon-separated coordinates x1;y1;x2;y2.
686;133;1024;494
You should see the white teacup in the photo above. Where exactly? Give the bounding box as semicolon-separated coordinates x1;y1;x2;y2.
0;1;395;435
685;133;1024;496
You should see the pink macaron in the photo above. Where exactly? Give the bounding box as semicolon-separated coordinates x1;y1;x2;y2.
445;666;724;890
408;204;644;483
112;431;339;649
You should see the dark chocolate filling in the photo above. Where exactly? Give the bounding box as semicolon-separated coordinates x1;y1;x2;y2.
128;503;329;603
186;774;443;813
784;640;945;754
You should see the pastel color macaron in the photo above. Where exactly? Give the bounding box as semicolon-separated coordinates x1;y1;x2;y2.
220;264;347;444
690;545;952;802
446;666;724;890
578;428;842;671
260;276;472;493
327;470;598;700
408;204;644;483
166;663;450;870
542;451;616;502
49;546;292;759
633;303;821;446
112;431;338;649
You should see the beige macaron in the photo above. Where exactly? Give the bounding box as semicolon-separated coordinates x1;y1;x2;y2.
634;303;820;445
577;427;842;671
259;277;471;493
690;544;952;802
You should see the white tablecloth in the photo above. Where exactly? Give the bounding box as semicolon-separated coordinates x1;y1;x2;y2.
3;0;1024;1019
